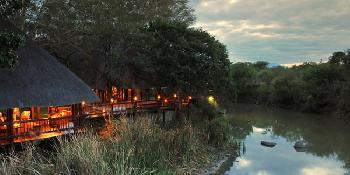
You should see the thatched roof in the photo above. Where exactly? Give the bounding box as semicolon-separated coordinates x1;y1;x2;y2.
0;41;100;109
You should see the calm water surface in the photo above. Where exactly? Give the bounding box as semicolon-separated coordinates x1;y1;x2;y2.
224;105;350;175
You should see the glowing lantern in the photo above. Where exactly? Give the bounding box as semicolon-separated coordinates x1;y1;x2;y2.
188;96;192;100
173;94;177;98
82;101;86;106
164;99;168;103
208;96;216;105
134;96;138;101
157;95;161;100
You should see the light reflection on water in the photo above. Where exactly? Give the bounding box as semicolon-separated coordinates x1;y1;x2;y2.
224;105;350;175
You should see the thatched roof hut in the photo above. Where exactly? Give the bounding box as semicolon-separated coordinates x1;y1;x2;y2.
0;40;100;109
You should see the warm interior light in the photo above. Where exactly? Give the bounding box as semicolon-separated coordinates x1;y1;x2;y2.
13;108;20;120
134;96;138;101
164;99;168;103
157;95;161;100
188;96;192;100
111;98;114;103
21;111;31;120
173;94;177;98
82;101;86;106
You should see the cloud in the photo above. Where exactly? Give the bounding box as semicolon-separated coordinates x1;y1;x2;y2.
190;0;350;64
194;20;282;40
236;158;252;169
281;62;304;68
301;166;345;175
256;170;270;175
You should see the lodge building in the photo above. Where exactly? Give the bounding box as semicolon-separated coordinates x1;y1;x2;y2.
0;39;100;145
0;21;191;146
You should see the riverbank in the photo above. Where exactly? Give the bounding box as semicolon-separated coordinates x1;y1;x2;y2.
196;148;238;175
0;115;237;175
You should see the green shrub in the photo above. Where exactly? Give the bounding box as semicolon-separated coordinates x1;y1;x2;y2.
207;115;233;147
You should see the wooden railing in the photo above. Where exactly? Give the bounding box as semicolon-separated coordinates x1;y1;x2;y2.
84;99;185;117
0;99;191;145
0;115;86;145
83;100;189;117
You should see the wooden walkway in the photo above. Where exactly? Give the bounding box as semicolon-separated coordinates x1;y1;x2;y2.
84;100;189;117
0;100;190;146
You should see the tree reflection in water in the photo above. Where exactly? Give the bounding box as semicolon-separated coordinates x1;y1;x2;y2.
227;104;350;174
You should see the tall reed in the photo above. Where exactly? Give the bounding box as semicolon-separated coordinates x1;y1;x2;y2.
0;115;233;175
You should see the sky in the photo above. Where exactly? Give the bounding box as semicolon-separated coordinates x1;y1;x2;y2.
189;0;350;65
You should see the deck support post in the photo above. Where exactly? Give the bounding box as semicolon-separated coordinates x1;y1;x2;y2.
186;104;190;121
132;101;137;122
175;103;180;119
6;109;14;149
157;109;160;124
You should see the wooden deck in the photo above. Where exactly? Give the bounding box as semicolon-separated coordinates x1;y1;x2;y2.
0;116;83;145
0;99;191;146
84;99;189;117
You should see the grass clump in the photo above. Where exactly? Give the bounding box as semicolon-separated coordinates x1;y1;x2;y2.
0;115;234;175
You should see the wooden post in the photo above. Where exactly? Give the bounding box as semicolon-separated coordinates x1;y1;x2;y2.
175;102;180;119
110;102;113;120
128;89;133;102
30;107;35;120
187;103;190;121
157;109;160;123
37;107;41;120
6;109;14;147
72;104;78;133
133;101;137;121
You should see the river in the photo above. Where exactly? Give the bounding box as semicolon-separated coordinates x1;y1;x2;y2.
222;104;350;175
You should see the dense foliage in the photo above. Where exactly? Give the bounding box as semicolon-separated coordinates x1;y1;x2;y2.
10;0;229;98
111;19;230;96
0;0;23;68
228;51;350;117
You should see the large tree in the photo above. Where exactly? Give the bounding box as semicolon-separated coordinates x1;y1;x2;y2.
147;20;230;96
0;0;24;68
111;20;230;97
22;0;195;86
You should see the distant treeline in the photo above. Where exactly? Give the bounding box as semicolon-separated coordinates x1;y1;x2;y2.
226;51;350;117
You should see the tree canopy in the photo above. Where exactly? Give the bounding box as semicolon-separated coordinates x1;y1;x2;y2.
0;0;24;68
18;0;196;87
12;0;230;98
110;19;230;97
